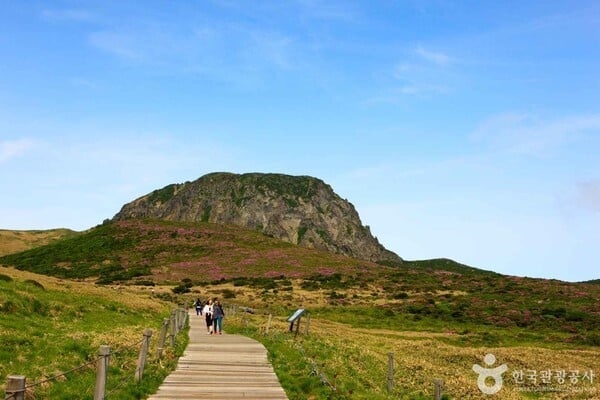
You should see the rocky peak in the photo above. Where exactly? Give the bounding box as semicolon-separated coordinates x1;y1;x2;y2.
113;172;401;263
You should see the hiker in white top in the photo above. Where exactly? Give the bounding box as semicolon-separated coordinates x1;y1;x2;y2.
202;299;213;334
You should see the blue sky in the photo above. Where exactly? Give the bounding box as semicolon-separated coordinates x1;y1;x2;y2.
1;1;599;282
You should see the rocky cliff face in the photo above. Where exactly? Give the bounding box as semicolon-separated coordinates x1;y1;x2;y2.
113;172;401;263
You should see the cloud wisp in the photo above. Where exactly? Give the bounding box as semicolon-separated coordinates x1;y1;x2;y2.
472;113;600;157
576;179;600;213
414;46;452;66
0;139;35;164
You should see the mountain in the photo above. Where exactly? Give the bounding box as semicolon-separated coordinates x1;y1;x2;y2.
0;228;79;257
113;172;401;263
0;219;389;283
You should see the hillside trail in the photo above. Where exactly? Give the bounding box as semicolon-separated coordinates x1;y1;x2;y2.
147;311;288;400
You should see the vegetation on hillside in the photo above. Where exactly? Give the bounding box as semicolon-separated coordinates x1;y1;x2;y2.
226;311;599;399
0;219;384;284
0;228;80;257
0;267;187;399
2;219;598;346
1;218;599;399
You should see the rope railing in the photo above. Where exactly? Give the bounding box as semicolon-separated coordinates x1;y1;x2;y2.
110;337;146;357
3;307;188;400
250;313;447;400
241;312;339;394
27;356;102;388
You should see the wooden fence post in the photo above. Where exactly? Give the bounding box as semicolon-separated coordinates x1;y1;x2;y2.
304;312;311;336
294;316;301;338
170;310;177;346
135;329;153;383
179;308;187;330
174;308;180;334
433;378;444;400
387;352;394;393
93;345;110;400
266;314;272;334
4;375;25;400
157;318;169;359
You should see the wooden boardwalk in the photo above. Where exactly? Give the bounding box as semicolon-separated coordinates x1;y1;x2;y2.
147;312;288;400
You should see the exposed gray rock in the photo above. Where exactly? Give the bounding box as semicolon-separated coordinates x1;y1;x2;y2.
113;172;402;263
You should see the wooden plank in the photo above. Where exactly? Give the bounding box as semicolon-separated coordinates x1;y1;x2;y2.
147;312;288;400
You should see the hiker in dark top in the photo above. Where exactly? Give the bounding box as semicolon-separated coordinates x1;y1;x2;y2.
212;299;225;335
193;298;203;316
202;299;213;334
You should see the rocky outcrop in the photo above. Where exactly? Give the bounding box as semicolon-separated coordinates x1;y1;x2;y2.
113;172;401;263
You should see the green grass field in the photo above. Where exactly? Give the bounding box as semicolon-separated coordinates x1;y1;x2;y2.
1;219;599;399
0;267;187;400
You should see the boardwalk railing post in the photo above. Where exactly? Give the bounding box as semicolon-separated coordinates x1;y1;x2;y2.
94;345;110;400
135;329;153;383
387;352;394;393
433;378;444;400
170;310;177;346
4;375;26;400
266;314;272;334
180;308;187;330
157;318;169;359
174;308;180;334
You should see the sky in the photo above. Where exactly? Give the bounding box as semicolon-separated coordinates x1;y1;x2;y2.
1;1;599;282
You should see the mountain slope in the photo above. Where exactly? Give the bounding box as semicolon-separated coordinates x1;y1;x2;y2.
1;218;598;346
113;172;401;263
0;219;389;283
0;228;79;257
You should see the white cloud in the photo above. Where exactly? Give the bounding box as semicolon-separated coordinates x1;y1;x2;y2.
0;139;35;163
472;112;600;157
576;179;600;212
415;46;452;66
89;31;144;61
295;0;358;21
374;46;456;101
41;9;95;23
246;31;294;69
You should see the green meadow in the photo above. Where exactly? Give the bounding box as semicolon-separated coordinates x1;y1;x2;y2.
1;219;599;399
0;268;187;399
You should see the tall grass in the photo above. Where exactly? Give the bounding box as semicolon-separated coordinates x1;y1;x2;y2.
225;309;599;400
0;267;187;399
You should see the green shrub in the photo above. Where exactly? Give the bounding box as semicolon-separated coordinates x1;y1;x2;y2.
221;289;236;299
172;284;191;294
24;279;45;289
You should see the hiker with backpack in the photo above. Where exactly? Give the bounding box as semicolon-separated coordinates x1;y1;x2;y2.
193;298;203;316
212;299;225;335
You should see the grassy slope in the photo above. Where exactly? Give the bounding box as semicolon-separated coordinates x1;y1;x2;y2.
0;228;80;257
0;219;388;283
225;313;599;400
2;219;598;343
0;267;187;399
2;219;600;399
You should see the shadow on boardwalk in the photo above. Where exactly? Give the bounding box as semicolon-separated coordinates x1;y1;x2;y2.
147;311;288;400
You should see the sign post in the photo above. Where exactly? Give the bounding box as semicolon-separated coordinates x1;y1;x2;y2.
287;309;308;337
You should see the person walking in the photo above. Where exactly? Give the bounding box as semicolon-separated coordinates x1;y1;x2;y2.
202;299;213;334
193;298;203;316
212;299;225;335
